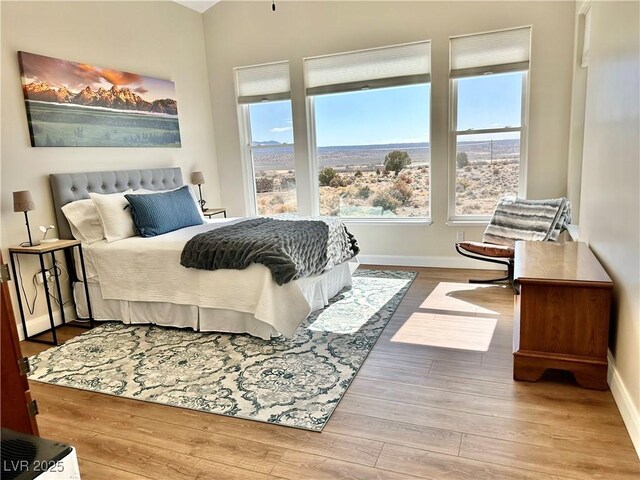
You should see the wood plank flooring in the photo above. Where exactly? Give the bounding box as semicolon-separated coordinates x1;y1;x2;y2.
21;266;639;479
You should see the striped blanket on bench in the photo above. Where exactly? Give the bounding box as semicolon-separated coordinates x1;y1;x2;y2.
483;197;571;247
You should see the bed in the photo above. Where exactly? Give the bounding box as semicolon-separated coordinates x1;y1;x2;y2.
50;167;357;339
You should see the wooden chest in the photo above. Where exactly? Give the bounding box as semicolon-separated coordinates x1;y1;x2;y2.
513;241;613;390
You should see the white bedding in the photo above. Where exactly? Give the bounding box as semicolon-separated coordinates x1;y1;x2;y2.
74;263;353;339
81;218;354;337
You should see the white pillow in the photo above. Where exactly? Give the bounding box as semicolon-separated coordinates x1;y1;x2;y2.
89;190;135;243
61;199;104;244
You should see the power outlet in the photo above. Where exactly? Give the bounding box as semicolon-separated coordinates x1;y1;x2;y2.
36;270;54;284
456;231;465;242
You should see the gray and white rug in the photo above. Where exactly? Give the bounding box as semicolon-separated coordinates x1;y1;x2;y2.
28;269;415;431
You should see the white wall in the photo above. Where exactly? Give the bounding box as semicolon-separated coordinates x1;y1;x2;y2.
576;0;640;454
566;1;590;221
203;1;575;262
1;1;221;319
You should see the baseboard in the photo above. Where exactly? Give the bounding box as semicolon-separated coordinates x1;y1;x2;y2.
16;304;77;342
608;349;640;459
356;254;503;270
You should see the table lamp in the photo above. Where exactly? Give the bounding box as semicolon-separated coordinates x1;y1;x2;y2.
191;171;206;212
13;190;39;246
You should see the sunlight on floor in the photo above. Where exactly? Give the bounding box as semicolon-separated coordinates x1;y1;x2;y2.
308;277;411;334
390;282;503;351
390;312;497;351
418;282;501;316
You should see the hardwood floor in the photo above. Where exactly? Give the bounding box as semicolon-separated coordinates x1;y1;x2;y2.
21;266;639;479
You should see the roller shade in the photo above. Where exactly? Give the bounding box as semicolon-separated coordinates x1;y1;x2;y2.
450;27;531;78
235;61;290;104
304;41;431;96
581;7;591;67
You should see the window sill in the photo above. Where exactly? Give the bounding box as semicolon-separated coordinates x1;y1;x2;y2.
446;219;490;227
341;218;432;227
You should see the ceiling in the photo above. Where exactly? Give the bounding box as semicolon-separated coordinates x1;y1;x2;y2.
173;0;220;13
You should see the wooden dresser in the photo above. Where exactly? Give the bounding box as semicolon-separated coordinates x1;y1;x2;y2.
513;241;613;390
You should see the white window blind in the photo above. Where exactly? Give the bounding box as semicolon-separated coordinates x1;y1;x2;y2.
581;7;592;68
450;27;531;78
235;61;290;104
304;41;431;96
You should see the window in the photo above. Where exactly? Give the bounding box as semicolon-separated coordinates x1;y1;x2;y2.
449;27;531;220
305;42;431;220
236;61;297;215
452;72;525;217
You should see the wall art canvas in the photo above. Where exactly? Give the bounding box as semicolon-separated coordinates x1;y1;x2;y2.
18;51;181;147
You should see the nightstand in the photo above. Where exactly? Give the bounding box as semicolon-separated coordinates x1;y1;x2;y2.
203;208;227;218
9;239;94;345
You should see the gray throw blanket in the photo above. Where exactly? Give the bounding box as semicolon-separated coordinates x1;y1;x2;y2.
483;196;571;247
180;217;359;285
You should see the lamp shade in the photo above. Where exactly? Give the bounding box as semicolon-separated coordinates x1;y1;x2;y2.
13;190;35;212
191;171;205;185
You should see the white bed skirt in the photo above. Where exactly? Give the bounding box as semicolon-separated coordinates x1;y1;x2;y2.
74;262;356;339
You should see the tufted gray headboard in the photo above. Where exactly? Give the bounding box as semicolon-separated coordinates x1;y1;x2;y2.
50;167;183;239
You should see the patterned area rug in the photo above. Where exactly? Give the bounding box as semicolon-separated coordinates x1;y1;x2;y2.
28;269;415;431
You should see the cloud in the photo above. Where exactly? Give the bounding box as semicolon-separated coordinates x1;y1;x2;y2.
134;87;149;94
21;54;99;89
19;51;142;91
99;68;141;86
269;126;293;133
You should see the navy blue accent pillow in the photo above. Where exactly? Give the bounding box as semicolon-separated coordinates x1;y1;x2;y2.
125;186;203;237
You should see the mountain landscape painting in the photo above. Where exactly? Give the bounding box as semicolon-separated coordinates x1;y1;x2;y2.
18;51;181;147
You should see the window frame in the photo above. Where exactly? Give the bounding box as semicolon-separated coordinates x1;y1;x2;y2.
447;71;529;223
306;84;433;223
305;95;321;217
581;4;592;68
237;101;296;216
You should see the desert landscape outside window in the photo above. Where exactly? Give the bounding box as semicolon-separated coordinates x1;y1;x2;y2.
304;40;432;220
313;84;431;218
246;100;297;215
453;72;525;216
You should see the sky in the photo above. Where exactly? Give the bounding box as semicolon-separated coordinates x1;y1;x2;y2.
19;51;176;102
249;71;523;147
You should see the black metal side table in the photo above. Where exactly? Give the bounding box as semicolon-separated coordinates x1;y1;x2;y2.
9;239;94;345
203;208;227;218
